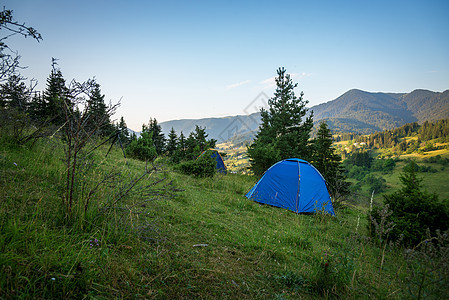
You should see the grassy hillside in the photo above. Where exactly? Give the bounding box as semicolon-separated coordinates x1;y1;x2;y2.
1;138;448;298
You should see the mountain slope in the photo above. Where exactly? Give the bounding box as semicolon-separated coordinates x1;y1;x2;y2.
310;89;449;133
159;89;449;142
399;89;449;122
160;113;261;143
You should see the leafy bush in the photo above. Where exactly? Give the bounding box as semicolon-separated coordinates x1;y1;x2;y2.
362;174;387;193
371;158;396;173
178;154;216;177
426;155;449;166
344;151;372;169
126;131;157;162
346;165;369;181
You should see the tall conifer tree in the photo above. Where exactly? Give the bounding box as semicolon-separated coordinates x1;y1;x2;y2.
0;74;29;110
177;131;186;159
248;67;313;175
86;83;114;136
166;127;178;156
312;121;350;203
117;116;130;145
43;60;70;125
143;118;166;155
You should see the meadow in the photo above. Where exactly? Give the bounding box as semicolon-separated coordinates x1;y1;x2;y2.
1;137;448;299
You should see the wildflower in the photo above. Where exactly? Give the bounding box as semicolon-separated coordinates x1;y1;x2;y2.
89;238;100;248
13;162;17;166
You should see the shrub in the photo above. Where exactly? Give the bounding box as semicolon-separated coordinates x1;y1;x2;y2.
178;154;215;177
126;131;157;162
362;174;387;193
346;165;369;181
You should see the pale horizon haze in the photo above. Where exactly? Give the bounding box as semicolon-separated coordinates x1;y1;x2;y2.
3;0;449;131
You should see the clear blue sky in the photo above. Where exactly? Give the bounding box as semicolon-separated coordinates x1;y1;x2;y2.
3;0;449;131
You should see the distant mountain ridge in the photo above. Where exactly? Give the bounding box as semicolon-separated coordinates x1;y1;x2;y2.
311;89;449;134
159;113;261;143
158;89;449;142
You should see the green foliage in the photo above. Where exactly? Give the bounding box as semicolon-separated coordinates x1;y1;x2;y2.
312;121;350;203
426;155;449;166
346;164;369;181
0;74;29;110
85;83;115;137
362;174;387;193
336;119;449;156
142;118;166;155
248;67;313;176
0;137;177;298
345;151;372;168
0;75;32;143
41;60;71;126
178;154;216;177
310;248;354;297
116;116;130;145
419;119;449;142
166;127;178;156
403;229;449;299
371;158;396;173
126;131;157;162
370;161;449;246
170;126;216;162
246;142;279;176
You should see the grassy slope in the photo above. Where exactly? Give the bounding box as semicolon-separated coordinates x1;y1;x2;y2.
1;138;445;298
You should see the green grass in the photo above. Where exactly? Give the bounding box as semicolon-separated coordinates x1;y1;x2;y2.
1;136;447;298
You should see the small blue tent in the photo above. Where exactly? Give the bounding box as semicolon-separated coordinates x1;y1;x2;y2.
246;158;334;215
199;149;227;174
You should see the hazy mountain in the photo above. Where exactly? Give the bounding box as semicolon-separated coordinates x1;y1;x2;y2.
310;89;449;134
158;89;449;142
159;113;261;143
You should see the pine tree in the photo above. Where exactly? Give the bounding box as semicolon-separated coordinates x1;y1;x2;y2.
185;131;199;160
193;125;216;152
312;121;350;204
143;118;166;155
117;116;130;145
166;127;178;156
0;74;29;110
42;60;70;125
248;67;313;175
86;83;114;137
177;131;186;159
0;74;30;141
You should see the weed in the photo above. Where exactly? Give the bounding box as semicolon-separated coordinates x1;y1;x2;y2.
369;204;395;245
403;229;449;299
274;271;308;292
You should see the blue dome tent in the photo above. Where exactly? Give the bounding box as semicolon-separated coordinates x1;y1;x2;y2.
246;158;334;215
198;149;227;174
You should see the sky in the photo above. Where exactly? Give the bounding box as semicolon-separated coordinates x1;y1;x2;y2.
3;0;449;131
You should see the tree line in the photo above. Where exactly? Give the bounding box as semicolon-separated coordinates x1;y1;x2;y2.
336;119;449;150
